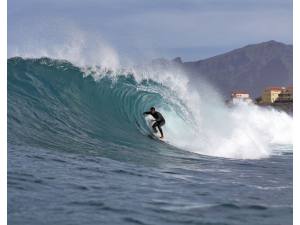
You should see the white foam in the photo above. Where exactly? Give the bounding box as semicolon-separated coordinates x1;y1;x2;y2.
164;86;292;159
133;67;293;159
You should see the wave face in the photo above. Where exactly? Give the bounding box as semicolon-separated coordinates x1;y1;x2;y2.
8;57;293;160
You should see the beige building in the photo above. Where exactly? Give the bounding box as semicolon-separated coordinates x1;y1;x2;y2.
275;86;293;103
261;87;286;104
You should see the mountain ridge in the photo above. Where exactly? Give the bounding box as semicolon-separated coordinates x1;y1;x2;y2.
170;40;293;97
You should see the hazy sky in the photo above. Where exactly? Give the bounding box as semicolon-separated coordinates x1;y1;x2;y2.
8;0;292;62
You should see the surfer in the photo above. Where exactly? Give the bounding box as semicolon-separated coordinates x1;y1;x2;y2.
143;107;165;138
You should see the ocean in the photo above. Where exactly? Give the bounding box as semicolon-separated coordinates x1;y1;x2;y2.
8;57;293;225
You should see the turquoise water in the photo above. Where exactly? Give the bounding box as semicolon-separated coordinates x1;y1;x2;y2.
8;58;292;225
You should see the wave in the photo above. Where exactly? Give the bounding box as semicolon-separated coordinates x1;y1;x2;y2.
8;57;293;160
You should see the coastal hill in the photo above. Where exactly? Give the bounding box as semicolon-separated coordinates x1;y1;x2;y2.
173;40;293;98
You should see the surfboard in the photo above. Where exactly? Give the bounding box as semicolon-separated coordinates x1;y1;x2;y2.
147;133;167;143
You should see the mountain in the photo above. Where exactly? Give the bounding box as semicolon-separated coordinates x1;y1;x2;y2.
179;40;293;98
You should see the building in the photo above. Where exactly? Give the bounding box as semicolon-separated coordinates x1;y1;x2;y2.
261;87;286;104
230;91;252;104
275;86;293;103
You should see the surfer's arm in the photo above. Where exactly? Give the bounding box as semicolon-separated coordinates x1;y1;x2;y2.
143;111;151;115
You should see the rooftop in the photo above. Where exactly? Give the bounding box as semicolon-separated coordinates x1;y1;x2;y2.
265;86;285;91
231;91;249;94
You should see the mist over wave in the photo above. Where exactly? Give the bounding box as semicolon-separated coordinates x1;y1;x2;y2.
8;24;121;70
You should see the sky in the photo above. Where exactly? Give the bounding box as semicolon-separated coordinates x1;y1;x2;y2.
8;0;293;63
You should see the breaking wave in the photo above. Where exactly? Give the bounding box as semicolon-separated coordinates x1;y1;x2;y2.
8;57;293;160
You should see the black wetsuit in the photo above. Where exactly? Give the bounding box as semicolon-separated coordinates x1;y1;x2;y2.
143;111;165;136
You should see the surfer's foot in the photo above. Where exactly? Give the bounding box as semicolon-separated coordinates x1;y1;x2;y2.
160;136;164;139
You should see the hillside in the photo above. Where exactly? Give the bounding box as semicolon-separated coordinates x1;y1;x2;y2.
179;40;293;97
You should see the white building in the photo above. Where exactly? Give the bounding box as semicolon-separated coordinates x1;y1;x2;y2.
230;91;252;104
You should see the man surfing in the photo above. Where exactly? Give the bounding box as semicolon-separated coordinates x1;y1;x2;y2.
143;107;165;139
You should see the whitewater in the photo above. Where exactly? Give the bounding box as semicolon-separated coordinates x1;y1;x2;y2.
8;52;293;224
